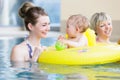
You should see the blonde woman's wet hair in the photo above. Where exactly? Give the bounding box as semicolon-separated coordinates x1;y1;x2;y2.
90;12;112;31
67;14;90;33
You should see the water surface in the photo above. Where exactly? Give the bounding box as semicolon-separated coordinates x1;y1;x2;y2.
0;37;120;80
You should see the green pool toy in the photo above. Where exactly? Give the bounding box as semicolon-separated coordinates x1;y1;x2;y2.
55;41;67;51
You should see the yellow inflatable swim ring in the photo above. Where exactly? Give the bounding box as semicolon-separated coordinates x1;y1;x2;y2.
84;28;96;46
38;43;120;65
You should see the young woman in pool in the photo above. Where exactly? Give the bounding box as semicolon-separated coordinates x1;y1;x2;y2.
10;2;50;62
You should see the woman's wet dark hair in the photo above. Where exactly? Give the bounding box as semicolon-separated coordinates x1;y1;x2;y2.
19;2;48;31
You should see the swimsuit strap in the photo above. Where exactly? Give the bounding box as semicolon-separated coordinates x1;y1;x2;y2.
26;40;33;58
26;39;41;59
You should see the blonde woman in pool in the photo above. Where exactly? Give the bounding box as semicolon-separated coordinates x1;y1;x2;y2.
11;2;50;62
58;14;89;48
90;12;112;43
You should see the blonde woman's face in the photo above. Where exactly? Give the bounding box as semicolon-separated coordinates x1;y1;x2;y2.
96;20;112;38
32;16;50;38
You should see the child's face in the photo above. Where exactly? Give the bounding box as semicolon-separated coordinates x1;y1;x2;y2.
96;20;112;38
66;24;77;38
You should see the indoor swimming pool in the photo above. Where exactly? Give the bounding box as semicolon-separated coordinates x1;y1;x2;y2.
0;37;120;80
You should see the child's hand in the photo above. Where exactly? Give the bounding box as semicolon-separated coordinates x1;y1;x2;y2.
56;35;68;50
58;35;65;40
58;35;67;44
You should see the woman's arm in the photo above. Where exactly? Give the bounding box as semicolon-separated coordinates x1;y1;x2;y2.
31;46;47;62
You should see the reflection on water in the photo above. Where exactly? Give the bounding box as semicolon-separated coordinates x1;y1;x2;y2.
0;37;120;80
9;62;120;80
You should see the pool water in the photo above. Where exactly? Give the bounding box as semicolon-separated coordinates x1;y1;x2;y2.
0;37;120;80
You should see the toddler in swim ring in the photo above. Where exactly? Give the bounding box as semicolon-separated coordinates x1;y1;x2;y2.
56;14;89;50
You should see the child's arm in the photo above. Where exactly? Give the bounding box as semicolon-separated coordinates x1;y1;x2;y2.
62;39;81;48
58;35;88;48
61;39;87;48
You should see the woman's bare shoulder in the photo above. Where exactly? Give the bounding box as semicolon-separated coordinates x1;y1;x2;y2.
12;42;27;52
11;41;28;62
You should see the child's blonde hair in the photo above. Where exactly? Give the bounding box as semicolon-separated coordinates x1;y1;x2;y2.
67;14;89;33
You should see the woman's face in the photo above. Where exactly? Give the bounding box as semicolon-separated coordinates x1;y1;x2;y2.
96;20;112;39
32;16;50;38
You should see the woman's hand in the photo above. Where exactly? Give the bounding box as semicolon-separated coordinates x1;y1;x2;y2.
31;46;46;62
